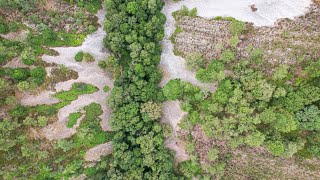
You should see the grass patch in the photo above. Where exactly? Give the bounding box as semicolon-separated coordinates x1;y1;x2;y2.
171;27;183;44
67;112;82;128
54;83;98;101
27;30;85;47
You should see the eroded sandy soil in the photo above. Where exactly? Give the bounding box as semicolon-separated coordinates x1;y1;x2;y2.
161;101;190;164
21;6;113;141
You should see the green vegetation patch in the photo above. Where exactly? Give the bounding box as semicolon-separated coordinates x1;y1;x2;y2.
54;83;98;101
67;112;82;128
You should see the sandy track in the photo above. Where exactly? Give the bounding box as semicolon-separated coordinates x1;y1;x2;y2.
84;142;113;162
161;101;189;164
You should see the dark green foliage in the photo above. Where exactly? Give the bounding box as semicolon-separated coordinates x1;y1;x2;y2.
296;105;320;131
104;0;178;178
75;51;84;62
9;105;29;119
0;0;36;13
30;67;46;85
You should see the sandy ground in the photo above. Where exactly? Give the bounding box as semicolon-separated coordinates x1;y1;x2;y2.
84;142;112;162
20;5;113;140
161;101;190;164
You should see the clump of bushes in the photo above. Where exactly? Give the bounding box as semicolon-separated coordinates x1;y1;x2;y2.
74;51;95;62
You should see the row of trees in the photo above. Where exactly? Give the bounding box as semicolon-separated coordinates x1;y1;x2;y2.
103;0;180;179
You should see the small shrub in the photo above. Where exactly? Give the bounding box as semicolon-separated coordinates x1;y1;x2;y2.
75;51;84;62
220;49;235;63
103;86;110;92
37;116;48;127
84;53;95;62
17;81;30;91
185;53;204;71
207;148;219;162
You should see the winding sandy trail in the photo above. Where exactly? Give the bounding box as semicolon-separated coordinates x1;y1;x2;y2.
21;6;113;140
161;101;189;164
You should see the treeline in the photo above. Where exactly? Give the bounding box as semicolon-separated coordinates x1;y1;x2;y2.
103;0;180;179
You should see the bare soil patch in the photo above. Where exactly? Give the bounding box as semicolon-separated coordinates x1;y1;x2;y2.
174;5;320;65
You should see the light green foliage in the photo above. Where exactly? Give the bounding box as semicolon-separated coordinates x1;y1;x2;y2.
170;27;183;44
266;141;285;156
37;116;48;127
66;0;102;13
67;112;82;128
0;78;9;89
103;85;110;92
54;83;98;101
0;0;36;13
240;71;275;102
207;148;219;162
83;52;95;62
186;53;204;71
127;2;138;14
17;81;30;91
244;131;265;147
172;6;198;20
229;19;246;36
273;87;287;98
272;64;289;81
55;139;74;152
30;67;46;85
74;52;94;62
23;116;37;126
229;35;240;48
250;48;263;64
21;47;36;65
141;101;162;120
220;49;235;63
98;56;119;77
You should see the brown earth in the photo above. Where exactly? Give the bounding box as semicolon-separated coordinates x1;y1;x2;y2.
174;5;320;65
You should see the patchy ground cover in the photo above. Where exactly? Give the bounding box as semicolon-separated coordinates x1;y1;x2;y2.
160;1;320;179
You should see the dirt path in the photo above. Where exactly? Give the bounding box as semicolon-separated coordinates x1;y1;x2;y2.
21;5;113;140
161;101;190;164
84;142;113;162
